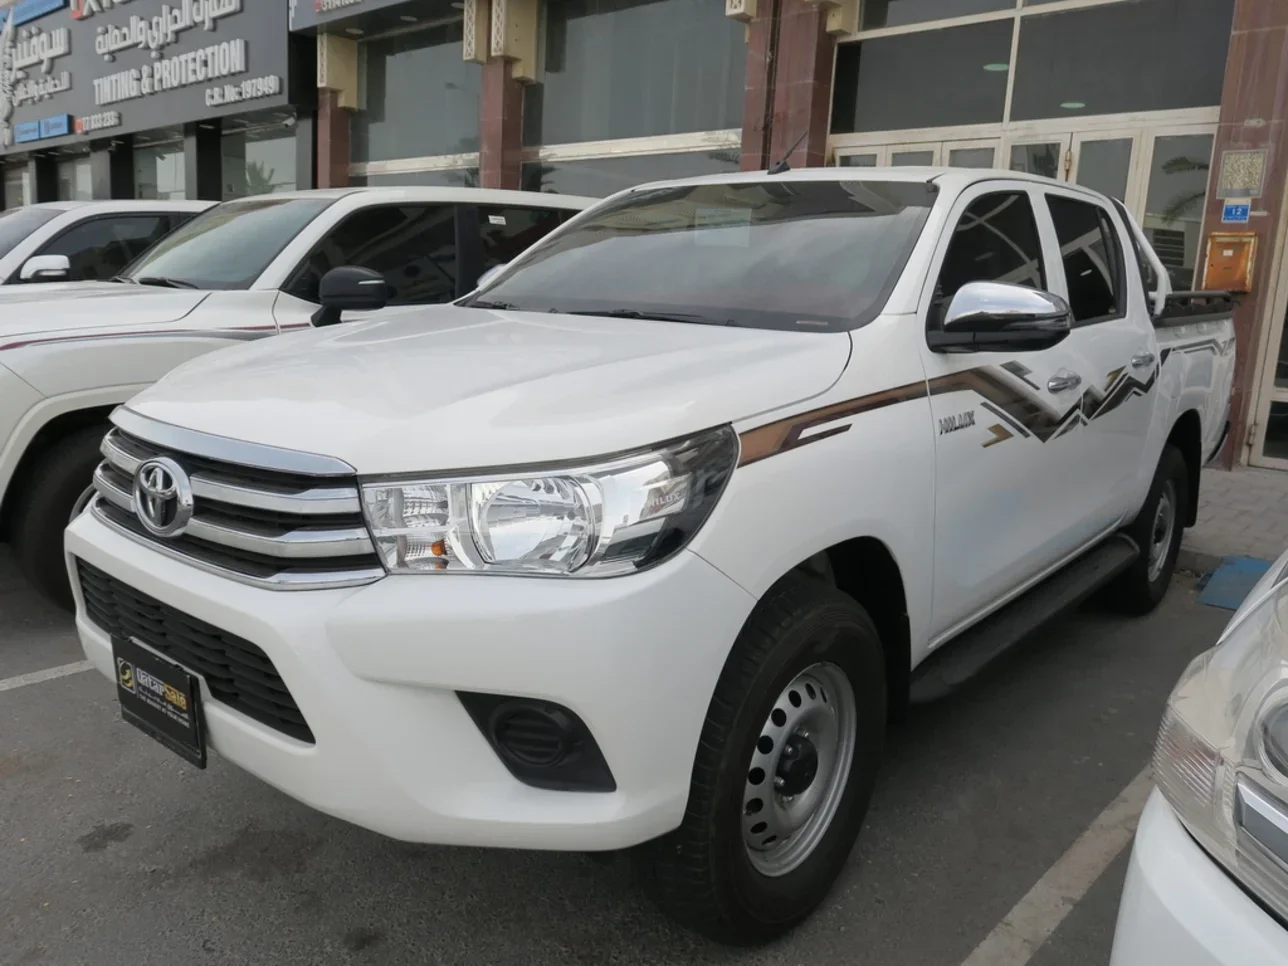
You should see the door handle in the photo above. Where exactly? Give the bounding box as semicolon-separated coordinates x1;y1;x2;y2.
1047;370;1083;393
1131;352;1156;369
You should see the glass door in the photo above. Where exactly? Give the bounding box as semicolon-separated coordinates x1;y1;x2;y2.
1252;260;1288;468
1008;135;1071;181
1138;128;1216;291
1071;133;1138;204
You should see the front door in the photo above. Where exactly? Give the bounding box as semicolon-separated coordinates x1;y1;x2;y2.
917;181;1106;641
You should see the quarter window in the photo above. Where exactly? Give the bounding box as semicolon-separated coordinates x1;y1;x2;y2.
1046;196;1124;323
287;205;458;305
933;191;1045;319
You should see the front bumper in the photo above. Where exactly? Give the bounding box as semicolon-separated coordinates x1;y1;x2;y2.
1111;790;1288;966
67;509;756;850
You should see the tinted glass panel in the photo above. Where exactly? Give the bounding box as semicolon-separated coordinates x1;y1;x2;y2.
524;0;744;146
127;198;334;290
469;181;937;332
1075;139;1131;201
1011;0;1234;121
831;21;1011;134
133;137;185;200
838;154;878;167
1010;142;1061;180
39;216;169;282
1143;133;1214;290
935;192;1045;313
287;205;458;306
1265;402;1288;461
862;0;1012;29
57;156;92;201
350;169;479;188
521;150;739;197
477;206;568;270
0;207;58;260
352;22;481;162
222;120;298;199
1276;312;1288;390
948;147;995;169
1046;196;1122;323
3;166;29;208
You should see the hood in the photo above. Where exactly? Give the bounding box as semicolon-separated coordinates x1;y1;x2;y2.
124;305;851;474
0;285;209;345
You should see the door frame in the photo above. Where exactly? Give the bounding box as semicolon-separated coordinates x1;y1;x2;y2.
1249;165;1288;469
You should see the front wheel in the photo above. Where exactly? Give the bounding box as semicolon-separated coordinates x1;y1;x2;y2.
1108;444;1188;615
634;573;886;944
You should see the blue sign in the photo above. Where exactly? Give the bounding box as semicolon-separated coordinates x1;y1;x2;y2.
13;122;41;144
1222;203;1251;224
1;0;68;27
39;114;72;139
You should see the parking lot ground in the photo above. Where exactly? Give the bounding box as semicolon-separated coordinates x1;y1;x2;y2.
0;549;1229;966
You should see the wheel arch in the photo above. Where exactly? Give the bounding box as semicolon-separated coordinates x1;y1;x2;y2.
1166;409;1203;527
0;404;115;540
792;536;911;717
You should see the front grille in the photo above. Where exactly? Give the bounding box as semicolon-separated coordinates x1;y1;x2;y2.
78;561;314;743
92;427;383;590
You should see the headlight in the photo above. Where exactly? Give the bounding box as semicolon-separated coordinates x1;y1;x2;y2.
1154;556;1288;918
360;425;738;577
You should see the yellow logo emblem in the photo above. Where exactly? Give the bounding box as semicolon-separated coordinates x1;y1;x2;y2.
116;659;134;691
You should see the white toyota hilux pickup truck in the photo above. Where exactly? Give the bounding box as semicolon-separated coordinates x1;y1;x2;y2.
67;169;1236;942
0;186;590;606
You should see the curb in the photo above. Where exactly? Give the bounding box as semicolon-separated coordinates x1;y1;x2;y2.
1177;546;1223;578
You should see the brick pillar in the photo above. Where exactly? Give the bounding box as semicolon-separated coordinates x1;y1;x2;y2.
480;57;524;190
739;0;778;171
1202;0;1288;467
316;89;351;189
739;0;835;172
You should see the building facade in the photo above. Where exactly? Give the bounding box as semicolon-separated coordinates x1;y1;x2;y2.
1;0;1285;471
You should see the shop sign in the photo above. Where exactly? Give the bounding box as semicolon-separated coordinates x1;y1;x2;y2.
289;0;423;32
1;0;292;155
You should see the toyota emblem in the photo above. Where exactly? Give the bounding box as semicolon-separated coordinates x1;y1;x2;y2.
133;457;194;538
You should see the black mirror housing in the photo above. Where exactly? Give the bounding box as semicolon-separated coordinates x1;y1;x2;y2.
312;266;390;327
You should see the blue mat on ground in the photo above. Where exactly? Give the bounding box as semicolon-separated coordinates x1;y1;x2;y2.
1198;555;1274;610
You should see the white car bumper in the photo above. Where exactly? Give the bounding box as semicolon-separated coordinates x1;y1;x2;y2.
1111;790;1288;966
66;510;756;851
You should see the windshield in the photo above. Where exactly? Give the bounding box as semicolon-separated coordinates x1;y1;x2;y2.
123;197;335;290
466;180;937;331
0;208;59;262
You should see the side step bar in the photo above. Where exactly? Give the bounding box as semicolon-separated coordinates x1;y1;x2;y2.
909;534;1140;704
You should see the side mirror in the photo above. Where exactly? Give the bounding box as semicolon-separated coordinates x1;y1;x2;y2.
477;263;508;288
20;254;71;282
311;266;389;328
928;281;1072;353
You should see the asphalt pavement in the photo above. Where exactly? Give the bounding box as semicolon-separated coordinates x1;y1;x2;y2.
0;548;1231;966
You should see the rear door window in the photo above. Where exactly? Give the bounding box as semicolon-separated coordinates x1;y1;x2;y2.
1045;194;1125;324
286;205;458;305
476;206;569;270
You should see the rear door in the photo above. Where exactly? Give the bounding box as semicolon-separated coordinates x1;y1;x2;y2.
918;182;1104;641
1038;187;1155;525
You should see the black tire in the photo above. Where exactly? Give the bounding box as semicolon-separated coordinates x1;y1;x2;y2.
1107;444;1188;615
633;573;886;944
10;424;109;611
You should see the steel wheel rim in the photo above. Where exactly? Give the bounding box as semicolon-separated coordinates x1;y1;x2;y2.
742;662;857;878
1148;480;1177;582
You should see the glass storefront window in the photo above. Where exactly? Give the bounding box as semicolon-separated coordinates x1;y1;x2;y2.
1011;0;1234;121
1010;142;1061;180
56;155;93;201
352;22;481;163
134;134;186;200
1075;139;1132;201
831;20;1012;134
523;0;744;146
521;150;739;198
222;116;298;200
1142;133;1214;291
3;165;31;208
1265;402;1288;462
862;0;1012;30
349;168;479;188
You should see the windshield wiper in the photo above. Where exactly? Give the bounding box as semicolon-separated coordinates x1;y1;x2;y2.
133;276;198;289
109;275;138;284
468;298;519;310
563;308;737;326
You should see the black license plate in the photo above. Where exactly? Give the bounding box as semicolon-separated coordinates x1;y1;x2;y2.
113;636;207;769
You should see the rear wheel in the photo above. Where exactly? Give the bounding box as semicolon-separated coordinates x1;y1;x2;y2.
634;573;886;944
1108;444;1187;615
10;425;109;611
